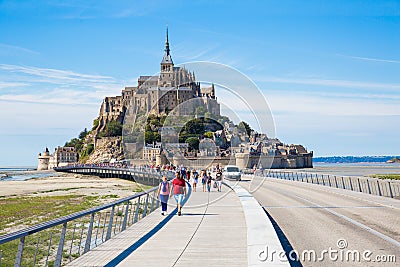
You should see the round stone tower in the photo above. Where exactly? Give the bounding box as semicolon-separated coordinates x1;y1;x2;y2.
38;147;50;171
235;153;249;170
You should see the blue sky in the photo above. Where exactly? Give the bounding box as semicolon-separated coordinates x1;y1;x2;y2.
1;0;399;166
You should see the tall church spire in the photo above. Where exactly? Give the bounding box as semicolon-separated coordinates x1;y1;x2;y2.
165;26;170;55
161;25;173;69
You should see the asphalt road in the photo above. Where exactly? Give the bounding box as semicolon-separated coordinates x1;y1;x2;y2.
240;176;400;266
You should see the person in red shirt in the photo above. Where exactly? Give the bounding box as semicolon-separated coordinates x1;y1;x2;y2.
170;171;187;216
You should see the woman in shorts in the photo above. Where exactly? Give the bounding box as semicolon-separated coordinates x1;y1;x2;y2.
192;169;198;192
170;171;187;216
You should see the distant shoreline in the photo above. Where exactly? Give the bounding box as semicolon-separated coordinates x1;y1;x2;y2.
313;156;400;164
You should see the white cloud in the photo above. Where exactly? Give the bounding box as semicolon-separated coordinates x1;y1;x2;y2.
0;81;30;89
255;76;400;91
339;54;400;64
0;64;125;105
0;64;115;83
265;90;400;116
0;43;39;55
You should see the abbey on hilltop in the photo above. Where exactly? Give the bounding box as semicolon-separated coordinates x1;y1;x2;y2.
94;27;220;135
38;28;313;170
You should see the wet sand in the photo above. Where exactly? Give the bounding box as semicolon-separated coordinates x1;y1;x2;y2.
0;171;146;198
294;163;400;177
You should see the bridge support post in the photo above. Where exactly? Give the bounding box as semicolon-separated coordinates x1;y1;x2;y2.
150;191;156;211
54;222;67;267
84;213;95;253
142;194;150;218
106;206;115;241
134;197;141;223
366;179;371;194
122;201;130;231
388;182;394;198
376;181;382;196
14;236;25;267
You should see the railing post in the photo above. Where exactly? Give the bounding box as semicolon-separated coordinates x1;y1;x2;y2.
84;213;95;253
341;177;346;189
357;178;362;192
122;201;130;231
388;182;394;198
106;206;115;241
54;222;68;267
321;175;325;186
366;179;372;194
328;175;332;187
376;180;382;196
142;194;150;218
33;235;40;267
150;191;156;211
14;236;25;267
134;196;141;223
349;178;354;191
334;176;338;188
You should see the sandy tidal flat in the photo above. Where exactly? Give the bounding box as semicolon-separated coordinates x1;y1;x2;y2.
0;172;145;198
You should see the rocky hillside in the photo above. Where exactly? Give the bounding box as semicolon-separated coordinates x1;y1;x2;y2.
85;137;125;164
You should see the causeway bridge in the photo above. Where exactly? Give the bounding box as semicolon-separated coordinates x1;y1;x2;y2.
0;166;399;266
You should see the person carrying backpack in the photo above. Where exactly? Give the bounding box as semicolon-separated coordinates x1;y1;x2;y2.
157;175;170;215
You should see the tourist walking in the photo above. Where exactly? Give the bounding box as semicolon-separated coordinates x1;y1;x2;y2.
215;169;223;192
192;169;198;192
157;175;170;215
180;166;187;180
201;170;207;192
206;172;213;192
170;171;187;216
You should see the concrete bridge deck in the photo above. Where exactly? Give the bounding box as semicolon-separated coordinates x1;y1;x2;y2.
66;183;288;267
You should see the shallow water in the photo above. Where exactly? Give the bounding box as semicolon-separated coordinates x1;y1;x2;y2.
298;162;400;177
0;167;55;181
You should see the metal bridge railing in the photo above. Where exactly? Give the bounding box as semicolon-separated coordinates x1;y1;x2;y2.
54;166;175;186
256;170;400;199
0;187;159;267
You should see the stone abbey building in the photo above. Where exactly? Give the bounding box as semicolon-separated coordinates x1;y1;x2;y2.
95;28;220;135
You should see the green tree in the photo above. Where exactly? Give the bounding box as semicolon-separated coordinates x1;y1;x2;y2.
195;105;207;116
238;121;253;137
185;119;204;134
145;131;154;144
92;119;99;130
79;128;88;139
99;120;122;137
65;138;83;153
204;131;214;139
81;144;94;158
185;137;199;151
